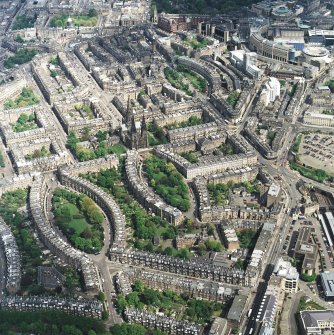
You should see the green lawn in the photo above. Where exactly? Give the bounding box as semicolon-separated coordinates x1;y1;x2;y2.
183;36;209;49
61;202;89;235
109;143;127;155
298;297;324;311
50;10;98;27
52;188;104;253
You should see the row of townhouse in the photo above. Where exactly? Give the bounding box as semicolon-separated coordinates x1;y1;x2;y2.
117;268;238;302
58;167;127;250
109;248;251;286
0;216;20;293
125;307;203;335
29;177;100;292
0;295;102;318
125;150;183;225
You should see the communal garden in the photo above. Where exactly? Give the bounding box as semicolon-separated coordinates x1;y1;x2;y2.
144;155;190;212
0;310;107;335
52;188;104;253
164;66;208;96
0;189;44;293
4;87;39;110
116;281;223;324
147;123;168;146
13;113;38;133
182;36;209;49
82;167;195;259
12;15;37;30
236;229;258;250
180;152;198;163
166;115;205;130
4;49;37;69
208;180;260;206
66;131;126;161
50;9;98;27
226;91;240;108
25;146;50;161
217;142;235;155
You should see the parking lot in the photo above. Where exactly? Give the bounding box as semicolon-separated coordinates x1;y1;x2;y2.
299;133;334;176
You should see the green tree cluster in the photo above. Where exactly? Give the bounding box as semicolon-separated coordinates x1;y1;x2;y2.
0;310;106;335
180;152;198;163
290;161;330;183
208;180;260;206
15;34;24;43
226;91;240;108
25;146;50;161
164;67;193;96
218;142;235;155
154;0;262;14
144;155;190;212
0;151;5;168
4;49;37;68
66;131;126;162
4;87;39;110
182;37;209;50
0;190;43;291
52;188;104;253
116;281;221;324
300;273;317;282
167;115;205;130
110;324;166;335
82;168;178;254
13;113;37;133
147;123;168;146
49;56;60;66
12;15;37;30
237;229;258;250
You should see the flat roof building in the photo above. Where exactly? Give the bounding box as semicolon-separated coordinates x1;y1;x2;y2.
320;272;334;301
300;310;334;335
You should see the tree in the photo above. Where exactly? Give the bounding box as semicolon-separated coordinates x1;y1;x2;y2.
132;280;144;293
64;271;79;291
198;243;206;256
207;224;215;236
115;294;127;313
81;127;90;141
67;132;79;151
205;240;222;252
97;291;105;302
88;9;98;17
62;325;83;335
